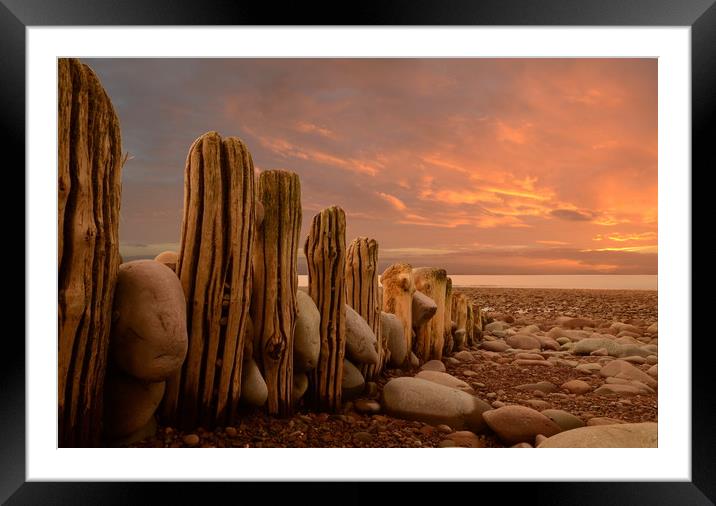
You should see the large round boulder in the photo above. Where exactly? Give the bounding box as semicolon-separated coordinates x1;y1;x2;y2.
342;359;366;400
600;359;657;389
110;260;188;382
412;290;437;328
103;372;165;440
415;370;475;394
294;290;321;372
482;405;562;445
541;409;585;431
293;373;309;405
382;377;491;433
345;305;379;365
381;312;407;367
481;340;510;352
153;251;178;271
537;422;657;448
240;358;268;407
505;334;541;351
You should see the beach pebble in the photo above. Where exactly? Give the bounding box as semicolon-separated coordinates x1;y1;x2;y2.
506;334;541;351
535;434;548;446
453;350;474;362
110;260;188;382
182;434;200;446
483;405;562;445
381;312;407;367
484;321;510;333
342;359;366;400
541;409;585;431
600;360;657;389
537;422;657;448
575;363;602;375
293;373;309;404
412;290;438;328
514;359;554;367
353;431;373;444
524;399;551;411
560;317;595;329
416;370;475;394
515;352;544;361
345;305;379;365
481;340;510;352
621;355;647;365
409;352;420;368
515;381;559;394
561;379;592;394
240;358;268;407
294;290;321;372
534;335;561;351
445;430;484;448
593;384;644;397
382;377;491;433
103;372;165;440
153;250;178;271
421;359;446;372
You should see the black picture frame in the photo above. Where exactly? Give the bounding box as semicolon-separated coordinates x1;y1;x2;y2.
4;1;711;504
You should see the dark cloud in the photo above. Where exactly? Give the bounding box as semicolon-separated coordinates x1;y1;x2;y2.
550;209;594;221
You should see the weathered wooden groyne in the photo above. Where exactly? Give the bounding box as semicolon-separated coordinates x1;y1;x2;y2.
57;58;486;446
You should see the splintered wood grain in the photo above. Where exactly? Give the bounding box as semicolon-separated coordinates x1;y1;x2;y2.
345;237;383;380
251;170;301;416
304;206;346;412
452;291;468;349
380;263;414;366
162;131;255;430
412;267;447;363
466;304;475;346
58;58;122;447
444;277;453;355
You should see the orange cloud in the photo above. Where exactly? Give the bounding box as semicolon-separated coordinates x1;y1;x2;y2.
377;192;407;210
91;58;657;274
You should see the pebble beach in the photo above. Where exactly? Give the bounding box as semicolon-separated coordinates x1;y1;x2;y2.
129;287;658;449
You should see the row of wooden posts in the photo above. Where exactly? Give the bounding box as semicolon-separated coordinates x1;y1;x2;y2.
57;58;481;447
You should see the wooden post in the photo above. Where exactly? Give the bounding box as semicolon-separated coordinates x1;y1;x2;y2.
251;170;301;416
473;303;484;340
304;206;347;412
466;304;475;347
443;277;454;356
412;267;447;362
380;263;415;365
162;131;255;430
58;58;123;447
345;237;383;381
452;292;468;348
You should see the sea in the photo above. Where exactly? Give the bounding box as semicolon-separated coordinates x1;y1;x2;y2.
297;274;657;290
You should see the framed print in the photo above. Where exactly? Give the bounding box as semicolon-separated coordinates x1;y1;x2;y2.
5;0;712;503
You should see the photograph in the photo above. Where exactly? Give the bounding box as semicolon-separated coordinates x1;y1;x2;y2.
58;56;659;449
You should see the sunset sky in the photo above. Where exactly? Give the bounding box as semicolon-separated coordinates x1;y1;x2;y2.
86;58;657;275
